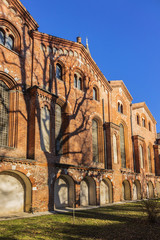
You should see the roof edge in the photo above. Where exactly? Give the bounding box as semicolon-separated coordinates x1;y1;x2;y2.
32;31;113;92
10;0;39;30
132;102;157;124
109;80;133;102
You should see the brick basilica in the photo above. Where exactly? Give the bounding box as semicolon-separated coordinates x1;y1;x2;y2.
0;0;160;215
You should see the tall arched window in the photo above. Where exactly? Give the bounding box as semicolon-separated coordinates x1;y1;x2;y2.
120;124;126;168
137;115;140;125
148;146;152;173
0;29;5;45
55;104;63;155
40;106;50;152
113;134;118;164
56;63;62;80
139;145;144;168
142;118;146;127
118;102;123;113
0;81;9;146
93;87;98;101
92;119;98;162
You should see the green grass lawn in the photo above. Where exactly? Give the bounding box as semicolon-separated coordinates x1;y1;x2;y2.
0;201;160;240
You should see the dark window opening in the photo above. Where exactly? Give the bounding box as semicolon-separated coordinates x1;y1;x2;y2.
74;74;77;88
93;87;98;101
56;64;62;80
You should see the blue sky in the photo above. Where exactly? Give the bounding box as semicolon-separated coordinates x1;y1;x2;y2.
21;0;160;132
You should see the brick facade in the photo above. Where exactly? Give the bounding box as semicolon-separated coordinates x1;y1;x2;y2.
0;0;160;214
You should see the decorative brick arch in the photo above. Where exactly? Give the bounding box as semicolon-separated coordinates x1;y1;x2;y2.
0;18;21;52
0;170;32;213
0;71;17;89
122;180;131;200
133;180;141;200
54;174;75;209
80;176;96;206
100;177;113;204
147;181;154;198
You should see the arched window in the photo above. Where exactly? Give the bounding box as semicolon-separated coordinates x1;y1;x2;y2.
0;81;9;146
148;146;152;173
93;87;98;101
40;106;50;152
0;29;5;45
139;145;143;168
137;115;140;125
5;35;14;50
56;63;62;80
148;122;151;131
92;119;98;162
142;118;146;127
74;72;83;90
118;102;121;112
120;124;126;168
118;102;123;113
0;19;21;52
55;104;63;155
113;134;118;164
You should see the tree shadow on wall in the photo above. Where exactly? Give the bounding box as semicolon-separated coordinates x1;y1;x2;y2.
0;5;98;212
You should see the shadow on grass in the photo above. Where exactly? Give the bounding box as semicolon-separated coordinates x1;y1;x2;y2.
62;203;146;222
0;238;17;240
0;203;160;240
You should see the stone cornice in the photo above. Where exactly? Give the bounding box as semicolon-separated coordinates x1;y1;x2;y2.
105;122;120;131
55;163;114;174
27;85;58;100
0;156;36;165
132;135;145;142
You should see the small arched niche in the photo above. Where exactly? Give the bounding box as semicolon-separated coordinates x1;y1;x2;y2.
80;176;96;206
54;175;75;209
